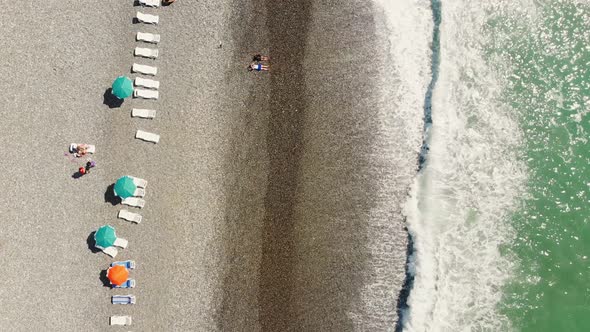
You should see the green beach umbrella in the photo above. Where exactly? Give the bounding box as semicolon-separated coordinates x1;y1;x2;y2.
94;225;117;249
114;176;136;199
111;76;133;99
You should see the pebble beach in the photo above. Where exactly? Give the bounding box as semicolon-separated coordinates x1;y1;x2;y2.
0;0;424;331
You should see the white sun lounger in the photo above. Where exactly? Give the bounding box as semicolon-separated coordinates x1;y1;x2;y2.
136;130;160;143
111;260;136;270
114;238;128;249
122;197;145;208
110;316;132;326
132;108;156;119
103;246;118;258
133;188;146;198
113;279;136;288
136;12;159;24
118;209;142;223
129;176;148;188
133;89;159;100
132;63;157;76
112;295;136;305
135;47;158;59
139;0;160;7
137;31;160;44
135;77;160;90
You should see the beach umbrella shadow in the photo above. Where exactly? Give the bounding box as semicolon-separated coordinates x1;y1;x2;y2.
99;270;111;287
103;88;124;109
105;184;122;206
87;232;102;253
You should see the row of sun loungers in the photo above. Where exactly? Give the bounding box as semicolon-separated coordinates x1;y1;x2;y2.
110;262;136;320
106;6;162;327
133;9;161;148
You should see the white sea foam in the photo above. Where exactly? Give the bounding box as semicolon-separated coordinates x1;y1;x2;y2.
401;1;528;331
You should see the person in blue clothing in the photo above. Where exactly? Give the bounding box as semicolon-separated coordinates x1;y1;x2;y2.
248;62;269;72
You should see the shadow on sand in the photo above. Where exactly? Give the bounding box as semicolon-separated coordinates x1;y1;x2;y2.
87;232;101;254
103;88;124;108
104;184;122;206
99;270;111;287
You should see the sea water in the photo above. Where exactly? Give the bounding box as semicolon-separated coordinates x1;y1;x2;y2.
400;0;589;331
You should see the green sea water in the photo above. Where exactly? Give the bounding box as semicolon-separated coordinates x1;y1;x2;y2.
487;1;590;331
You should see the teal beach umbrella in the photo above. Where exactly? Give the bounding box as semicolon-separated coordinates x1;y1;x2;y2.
114;176;136;199
94;225;117;249
111;76;133;99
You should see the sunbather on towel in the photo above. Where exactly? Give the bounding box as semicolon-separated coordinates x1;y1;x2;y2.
75;144;89;157
252;54;270;62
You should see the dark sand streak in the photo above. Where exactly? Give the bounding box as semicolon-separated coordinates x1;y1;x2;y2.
258;0;311;330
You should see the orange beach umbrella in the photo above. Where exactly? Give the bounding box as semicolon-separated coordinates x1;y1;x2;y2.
107;265;129;286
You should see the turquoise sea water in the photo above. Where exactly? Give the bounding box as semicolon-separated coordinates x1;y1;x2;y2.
487;1;590;331
402;0;589;331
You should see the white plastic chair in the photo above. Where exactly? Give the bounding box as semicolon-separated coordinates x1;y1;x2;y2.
122;197;145;208
103;246;118;258
110;316;132;326
135;47;158;59
132;63;157;76
118;209;142;224
136;12;159;24
139;0;160;7
136;130;160;143
134;89;159;100
135;77;160;90
137;32;160;44
132;108;156;119
114;238;128;249
129;176;148;188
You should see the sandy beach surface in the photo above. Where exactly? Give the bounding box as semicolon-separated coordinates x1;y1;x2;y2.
0;0;421;331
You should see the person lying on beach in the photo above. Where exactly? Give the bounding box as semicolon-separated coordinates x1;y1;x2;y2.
75;144;89;157
248;62;269;72
163;0;176;5
252;54;270;62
